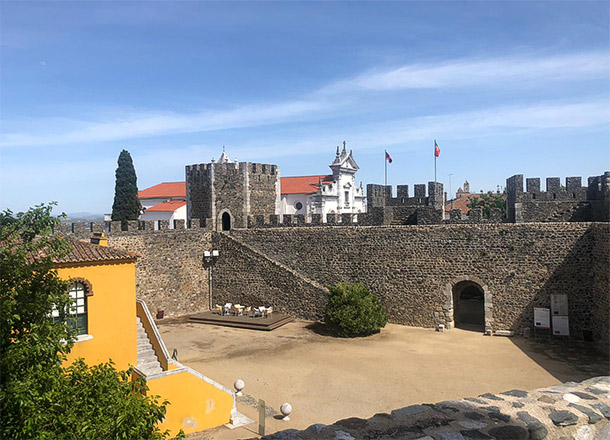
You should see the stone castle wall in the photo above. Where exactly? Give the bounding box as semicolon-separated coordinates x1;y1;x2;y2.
108;229;212;317
217;223;609;342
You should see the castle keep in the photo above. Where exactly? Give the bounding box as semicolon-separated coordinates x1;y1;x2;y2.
185;152;280;231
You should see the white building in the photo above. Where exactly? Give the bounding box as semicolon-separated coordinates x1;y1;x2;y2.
280;143;366;219
138;182;187;227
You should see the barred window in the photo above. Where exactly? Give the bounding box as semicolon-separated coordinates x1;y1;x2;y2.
53;281;88;335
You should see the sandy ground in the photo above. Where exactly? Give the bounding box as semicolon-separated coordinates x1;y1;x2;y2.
157;318;609;440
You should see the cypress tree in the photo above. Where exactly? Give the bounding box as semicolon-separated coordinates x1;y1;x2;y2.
111;150;141;228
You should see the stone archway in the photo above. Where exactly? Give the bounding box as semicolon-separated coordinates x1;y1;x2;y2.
221;212;231;231
444;276;492;333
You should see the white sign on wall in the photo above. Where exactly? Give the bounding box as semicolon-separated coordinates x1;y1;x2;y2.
552;315;570;336
534;307;550;329
551;294;568;316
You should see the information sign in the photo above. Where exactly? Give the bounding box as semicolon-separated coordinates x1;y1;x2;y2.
534;307;550;329
551;294;568;316
552;315;569;336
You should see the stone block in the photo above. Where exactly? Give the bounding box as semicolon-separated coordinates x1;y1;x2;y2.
489;208;503;222
546;177;561;192
269;215;279;226
397;185;409;198
282;214;293;226
526;178;540;193
294;214;305;226
189;218;200;229
310;214;322;225
326;213;337;224
341;213;353;225
469;208;482;222
174;219;185;229
91;221;105;233
158;220;169;230
414;184;426;199
142;220;155;231
71;222;87;235
450;209;462;221
566;176;582;192
110;221;123;232
127;220;139;231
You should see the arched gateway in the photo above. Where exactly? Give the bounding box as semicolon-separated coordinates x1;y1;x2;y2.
221;212;231;231
444;276;492;333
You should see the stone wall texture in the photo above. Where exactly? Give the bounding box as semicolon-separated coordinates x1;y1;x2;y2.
256;376;610;440
108;229;212;317
216;223;609;343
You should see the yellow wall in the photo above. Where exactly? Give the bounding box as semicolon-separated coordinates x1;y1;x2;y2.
145;370;234;436
57;260;137;370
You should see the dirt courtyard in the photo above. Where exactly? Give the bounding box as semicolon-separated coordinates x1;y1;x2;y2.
157;318;609;439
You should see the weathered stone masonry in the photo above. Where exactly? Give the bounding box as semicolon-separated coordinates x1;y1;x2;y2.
215;223;609;343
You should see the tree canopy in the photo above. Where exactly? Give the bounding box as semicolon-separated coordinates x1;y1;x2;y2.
111;149;142;227
0;203;173;439
324;282;388;337
466;191;506;219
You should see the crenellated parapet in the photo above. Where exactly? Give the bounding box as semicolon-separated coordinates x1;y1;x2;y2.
506;172;609;223
57;217;213;237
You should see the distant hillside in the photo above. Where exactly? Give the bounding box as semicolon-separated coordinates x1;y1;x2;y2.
65;212;105;222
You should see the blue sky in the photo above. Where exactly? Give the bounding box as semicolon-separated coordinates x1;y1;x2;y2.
1;1;609;214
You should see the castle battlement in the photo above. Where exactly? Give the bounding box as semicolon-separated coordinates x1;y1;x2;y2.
367;181;444;210
506;172;610;223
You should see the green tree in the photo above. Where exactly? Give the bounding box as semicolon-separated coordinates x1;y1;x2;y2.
324;282;388;337
0;204;172;439
467;191;506;219
111;149;142;228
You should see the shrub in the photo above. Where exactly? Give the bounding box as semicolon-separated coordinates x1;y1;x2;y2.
324;282;388;337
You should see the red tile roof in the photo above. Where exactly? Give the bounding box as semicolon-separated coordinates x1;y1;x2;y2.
281;175;333;195
138;182;186;199
55;240;137;265
445;193;483;214
145;200;187;212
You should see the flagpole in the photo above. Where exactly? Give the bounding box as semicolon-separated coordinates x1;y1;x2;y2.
385;150;388;188
434;139;436;183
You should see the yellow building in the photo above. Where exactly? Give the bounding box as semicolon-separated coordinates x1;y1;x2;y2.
55;234;235;436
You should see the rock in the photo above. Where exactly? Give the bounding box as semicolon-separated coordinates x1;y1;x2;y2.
488;425;528;439
592;402;610;419
549;410;579;426
574;425;594;440
391;404;432;418
571;391;596;400
569;403;602;424
458;420;487;430
537;394;557;404
436;401;475;412
460;430;492;440
512;402;524;408
439;433;465;440
517;411;548;440
488;411;511;423
304;424;325;435
501;389;528;398
585;387;607;395
333;431;355;440
335;417;367;430
479;393;503;401
464;412;485;420
264;429;303;440
563;393;581;403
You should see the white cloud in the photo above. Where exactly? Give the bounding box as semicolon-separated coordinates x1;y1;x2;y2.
321;51;609;93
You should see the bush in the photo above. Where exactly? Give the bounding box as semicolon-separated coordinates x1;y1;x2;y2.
324;283;388;337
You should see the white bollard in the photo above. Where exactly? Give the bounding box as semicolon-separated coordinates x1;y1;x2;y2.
234;379;245;396
280;402;292;421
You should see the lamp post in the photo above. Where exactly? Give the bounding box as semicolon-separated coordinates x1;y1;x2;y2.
203;249;220;310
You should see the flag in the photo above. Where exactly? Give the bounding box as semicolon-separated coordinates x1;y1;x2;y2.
385;151;392;163
434;140;440;157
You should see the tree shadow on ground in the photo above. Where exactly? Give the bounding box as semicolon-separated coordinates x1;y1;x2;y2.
304;321;381;338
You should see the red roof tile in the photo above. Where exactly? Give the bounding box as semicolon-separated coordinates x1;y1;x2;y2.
145;200;187;212
445;193;490;214
281;175;333;195
138;182;185;199
55;240;137;265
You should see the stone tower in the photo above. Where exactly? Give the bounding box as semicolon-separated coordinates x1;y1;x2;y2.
185;152;281;230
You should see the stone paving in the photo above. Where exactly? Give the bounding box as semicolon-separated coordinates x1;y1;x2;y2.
257;377;610;440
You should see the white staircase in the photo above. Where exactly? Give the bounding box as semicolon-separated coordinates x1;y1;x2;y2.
137;317;163;376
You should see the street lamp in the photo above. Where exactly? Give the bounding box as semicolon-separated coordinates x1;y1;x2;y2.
203;249;220;310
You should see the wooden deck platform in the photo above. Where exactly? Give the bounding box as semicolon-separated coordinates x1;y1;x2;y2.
189;311;294;331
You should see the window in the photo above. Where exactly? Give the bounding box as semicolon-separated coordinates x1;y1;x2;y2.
295;202;303;211
53;281;88;335
344;191;350;206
